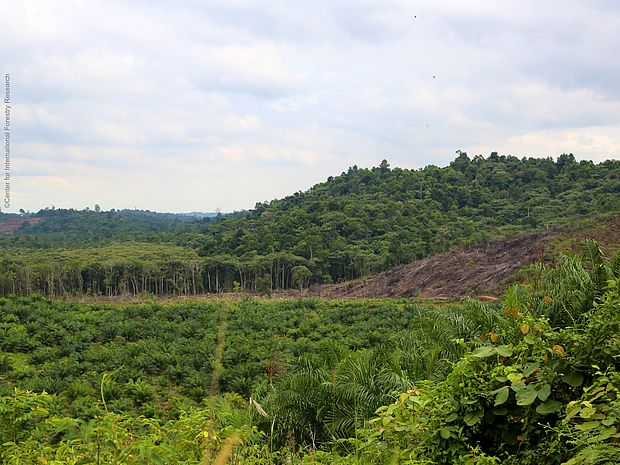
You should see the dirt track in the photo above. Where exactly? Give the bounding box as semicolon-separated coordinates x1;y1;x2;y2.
310;230;556;300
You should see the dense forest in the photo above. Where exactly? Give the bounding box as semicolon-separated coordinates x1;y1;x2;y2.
1;153;619;297
1;241;618;463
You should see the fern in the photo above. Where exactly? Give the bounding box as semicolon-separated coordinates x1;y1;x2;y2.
609;250;620;279
563;443;620;465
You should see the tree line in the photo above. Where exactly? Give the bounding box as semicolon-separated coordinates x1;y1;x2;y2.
0;244;316;296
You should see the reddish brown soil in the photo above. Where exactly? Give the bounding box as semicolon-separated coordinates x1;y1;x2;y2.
309;230;557;300
0;217;44;234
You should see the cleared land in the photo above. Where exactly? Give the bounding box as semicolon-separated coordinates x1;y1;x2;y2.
312;230;555;299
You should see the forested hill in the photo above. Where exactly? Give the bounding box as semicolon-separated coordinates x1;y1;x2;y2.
0;152;619;296
195;153;620;280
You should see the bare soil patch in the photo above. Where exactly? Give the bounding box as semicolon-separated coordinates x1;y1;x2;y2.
0;217;44;234
310;230;557;300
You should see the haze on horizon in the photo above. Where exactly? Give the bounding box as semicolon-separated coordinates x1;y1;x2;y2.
2;0;620;213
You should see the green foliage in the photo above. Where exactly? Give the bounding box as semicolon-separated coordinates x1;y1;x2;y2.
339;245;620;465
562;370;620;465
2;154;619;296
194;154;620;287
255;300;515;450
0;243;618;464
1;208;209;247
0;297;430;412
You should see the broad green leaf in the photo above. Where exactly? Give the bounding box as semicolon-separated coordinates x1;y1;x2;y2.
445;412;458;423
565;402;581;422
562;372;584;387
472;346;496;358
49;417;78;433
494;386;510;406
516;387;539;406
538;383;551;401
463;410;483;426
496;345;513;357
147;452;165;465
440;427;452;439
510;381;527;392
536;400;563;414
524;362;540;377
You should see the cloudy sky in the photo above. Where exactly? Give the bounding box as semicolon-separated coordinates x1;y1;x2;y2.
3;0;620;212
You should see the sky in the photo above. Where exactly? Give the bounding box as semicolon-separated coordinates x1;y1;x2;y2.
2;0;620;213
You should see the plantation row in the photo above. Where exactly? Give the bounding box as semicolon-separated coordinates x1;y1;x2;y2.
1;241;619;463
0;295;429;407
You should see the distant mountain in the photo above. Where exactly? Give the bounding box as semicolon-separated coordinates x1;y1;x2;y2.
0;208;212;247
178;211;222;218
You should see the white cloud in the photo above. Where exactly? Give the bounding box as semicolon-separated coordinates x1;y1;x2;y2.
3;0;620;212
486;127;620;162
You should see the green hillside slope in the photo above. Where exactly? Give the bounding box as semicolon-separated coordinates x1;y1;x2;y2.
195;153;620;284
